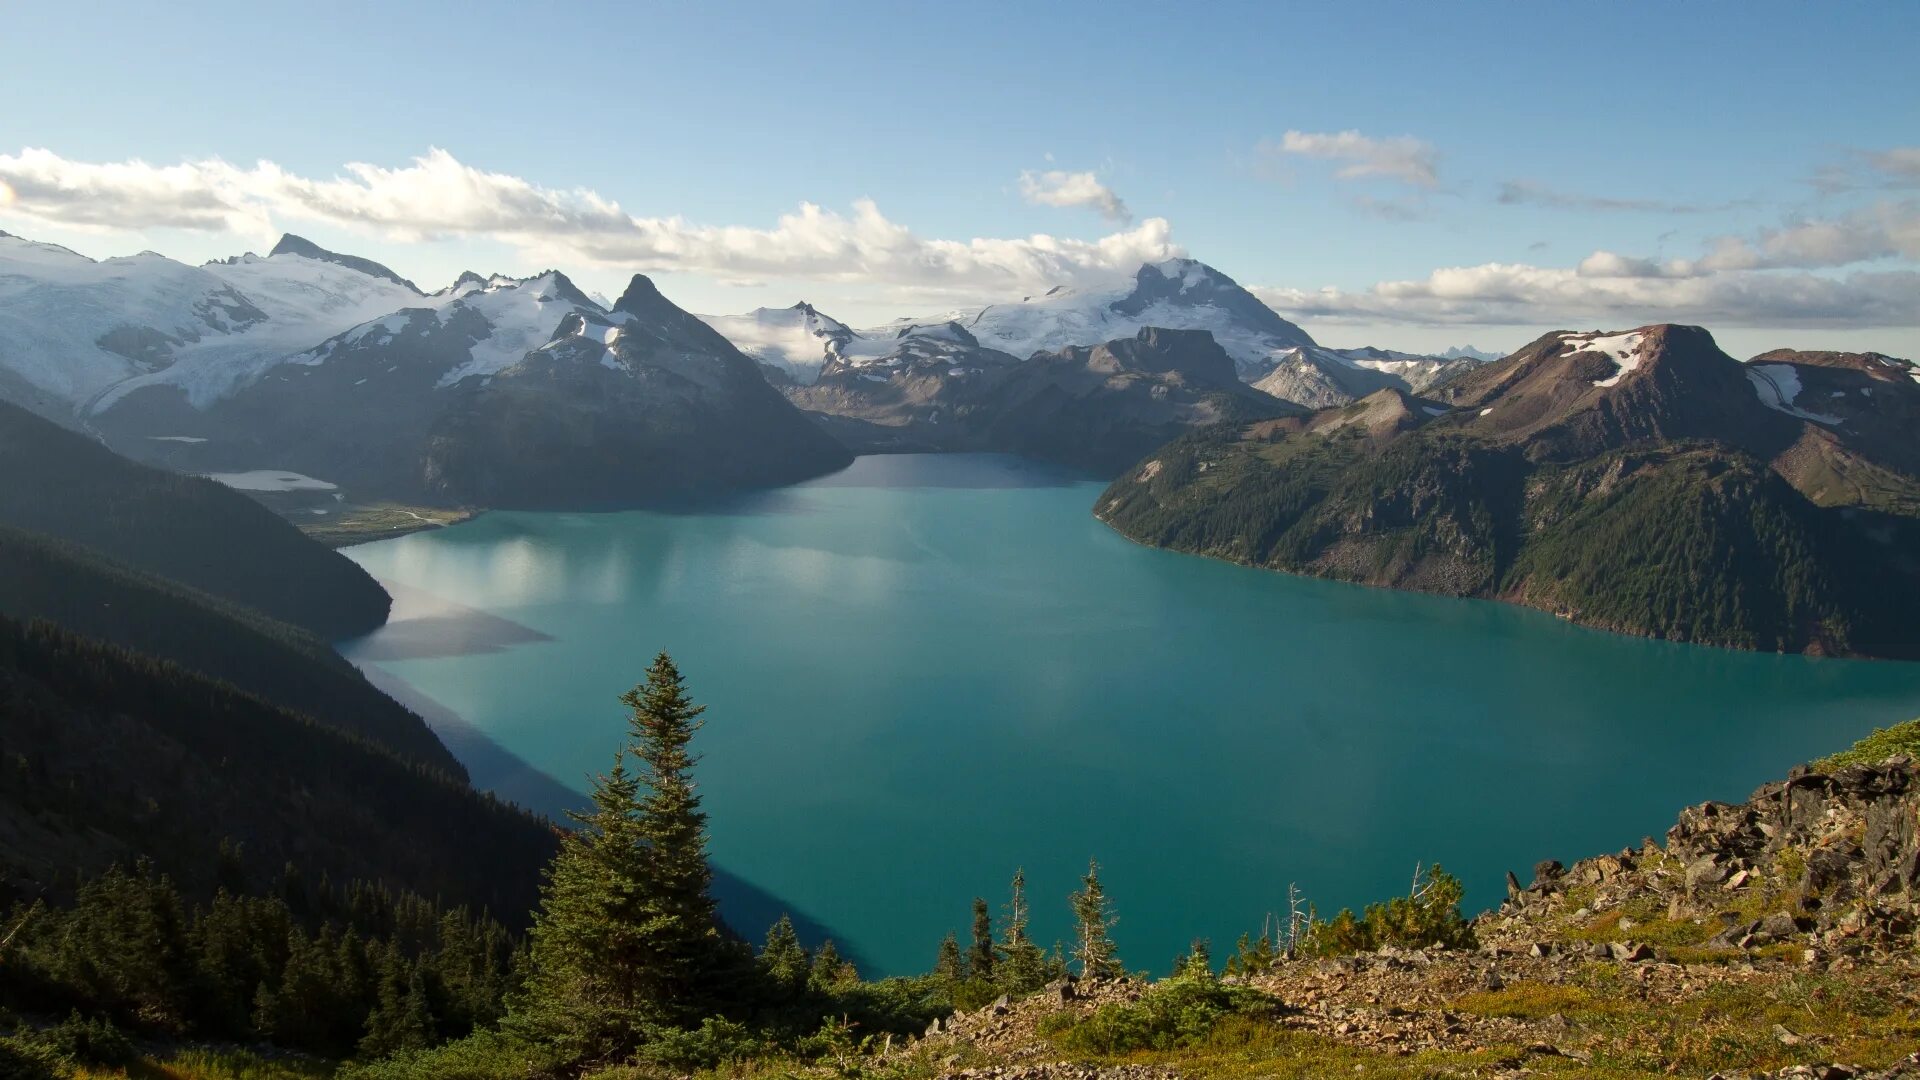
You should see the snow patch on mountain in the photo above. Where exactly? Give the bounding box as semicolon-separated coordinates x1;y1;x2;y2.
1745;363;1843;425
1563;331;1648;388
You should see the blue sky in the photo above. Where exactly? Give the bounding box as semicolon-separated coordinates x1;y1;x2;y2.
2;0;1916;356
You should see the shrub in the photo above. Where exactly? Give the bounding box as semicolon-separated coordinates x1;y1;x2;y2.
1815;718;1920;771
1300;864;1474;957
338;1029;570;1080
39;1011;134;1067
1043;974;1275;1056
633;1018;766;1071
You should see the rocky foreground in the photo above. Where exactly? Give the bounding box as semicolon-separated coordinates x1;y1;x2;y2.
890;755;1920;1079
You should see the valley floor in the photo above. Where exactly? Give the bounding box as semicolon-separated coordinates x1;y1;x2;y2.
292;502;476;548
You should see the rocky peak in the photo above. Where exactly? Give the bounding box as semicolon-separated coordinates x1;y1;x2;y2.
267;233;421;294
1055;326;1241;386
1108;259;1316;349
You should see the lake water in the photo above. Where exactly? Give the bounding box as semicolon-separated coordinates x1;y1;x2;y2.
341;453;1920;976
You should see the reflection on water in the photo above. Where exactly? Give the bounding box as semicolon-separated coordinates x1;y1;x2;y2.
342;454;1920;976
343;581;553;660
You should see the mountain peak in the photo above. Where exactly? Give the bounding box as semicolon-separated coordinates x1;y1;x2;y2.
612;273;669;316
268;234;422;294
1110;258;1316;350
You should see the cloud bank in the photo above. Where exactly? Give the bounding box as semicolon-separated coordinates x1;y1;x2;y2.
0;147;1179;299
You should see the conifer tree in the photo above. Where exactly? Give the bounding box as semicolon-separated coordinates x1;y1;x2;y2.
996;868;1047;994
759;914;810;996
934;931;965;980
968;897;995;982
809;939;853;990
509;654;732;1059
1069;860;1120;979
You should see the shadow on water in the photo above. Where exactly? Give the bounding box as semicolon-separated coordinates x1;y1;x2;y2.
347;581;554;660
356;661;867;966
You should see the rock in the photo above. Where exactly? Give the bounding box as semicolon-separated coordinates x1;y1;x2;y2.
1608;941;1654;962
1773;1023;1805;1046
1689;855;1732;890
1507;869;1523;902
1482;967;1505;991
1531;859;1565;888
1725;869;1753;891
1762;912;1804;939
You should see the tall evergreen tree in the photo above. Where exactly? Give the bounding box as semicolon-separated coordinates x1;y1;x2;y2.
968;897;995;982
509;654;733;1060
1069;860;1120;980
996;867;1047;993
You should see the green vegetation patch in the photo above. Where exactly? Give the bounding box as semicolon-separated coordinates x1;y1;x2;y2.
1815;717;1920;771
1040;974;1278;1056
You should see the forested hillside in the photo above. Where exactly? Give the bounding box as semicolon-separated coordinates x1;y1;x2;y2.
0;398;390;639
0;526;459;774
0;615;555;916
1098;326;1920;656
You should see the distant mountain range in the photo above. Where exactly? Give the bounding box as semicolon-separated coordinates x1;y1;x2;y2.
695;260;1487;470
0;230;849;505
1098;325;1920;657
0;230;1495;498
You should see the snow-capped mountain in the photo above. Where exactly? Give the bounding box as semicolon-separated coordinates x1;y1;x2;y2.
696;303;855;384
876;259;1317;380
697;260;1484;411
0;231;423;419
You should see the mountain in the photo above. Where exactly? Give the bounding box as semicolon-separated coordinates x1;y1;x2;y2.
265;232;422;292
0;231;422;421
1440;344;1504;362
697;302;856;385
0;612;556;919
0;524;458;775
106;269;615;497
1099;324;1920;656
420;274;854;506
702;260;1482;426
784;326;1298;474
1253;344;1483;409
0;397;390;639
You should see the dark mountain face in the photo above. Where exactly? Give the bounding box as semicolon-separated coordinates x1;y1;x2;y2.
1099;324;1920;657
421;274;853;508
267;233;423;293
0;398;390;639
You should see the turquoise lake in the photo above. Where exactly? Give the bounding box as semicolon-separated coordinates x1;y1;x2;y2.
341;453;1920;976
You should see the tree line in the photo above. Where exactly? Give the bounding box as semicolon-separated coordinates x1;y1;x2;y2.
2;652;1470;1078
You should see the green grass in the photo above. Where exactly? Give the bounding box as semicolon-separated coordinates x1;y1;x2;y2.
72;1048;336;1080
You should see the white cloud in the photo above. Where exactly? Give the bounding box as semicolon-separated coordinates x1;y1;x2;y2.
1813;146;1920;194
1497;179;1737;214
1255;263;1920;329
1261;130;1438;188
1252;197;1920;330
0;147;1180;300
1017;169;1132;223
